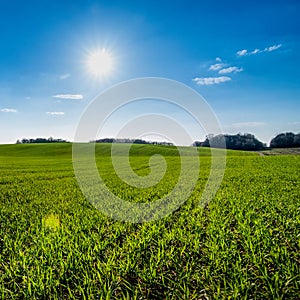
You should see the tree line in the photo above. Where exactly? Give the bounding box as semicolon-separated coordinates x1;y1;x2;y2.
193;133;265;150
16;137;173;146
92;138;174;146
16;137;68;144
269;132;300;148
193;132;300;150
16;132;300;151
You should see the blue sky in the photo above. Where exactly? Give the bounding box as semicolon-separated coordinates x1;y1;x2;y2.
0;0;299;145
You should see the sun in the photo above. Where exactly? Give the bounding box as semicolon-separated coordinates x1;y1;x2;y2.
85;48;114;79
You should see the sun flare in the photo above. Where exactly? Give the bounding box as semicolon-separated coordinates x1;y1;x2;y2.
85;48;114;78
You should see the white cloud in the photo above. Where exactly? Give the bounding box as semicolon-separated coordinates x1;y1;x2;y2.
209;63;226;71
52;94;83;100
216;57;222;62
193;76;231;85
46;111;65;115
59;73;70;80
231;122;266;128
251;49;260;54
219;66;243;74
237;49;248;56
237;44;282;57
1;108;17;113
264;44;282;52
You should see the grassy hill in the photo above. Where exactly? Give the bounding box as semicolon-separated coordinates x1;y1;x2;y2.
0;142;257;158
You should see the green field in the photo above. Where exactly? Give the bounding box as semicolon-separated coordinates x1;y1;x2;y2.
0;143;299;299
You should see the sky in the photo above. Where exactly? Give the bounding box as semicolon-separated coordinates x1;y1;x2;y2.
0;0;299;145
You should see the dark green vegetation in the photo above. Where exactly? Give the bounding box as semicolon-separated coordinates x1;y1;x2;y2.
16;137;68;144
0;143;299;299
194;133;265;151
93;138;173;146
270;132;300;148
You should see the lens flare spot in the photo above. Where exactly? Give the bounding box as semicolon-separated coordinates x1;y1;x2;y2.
42;213;60;230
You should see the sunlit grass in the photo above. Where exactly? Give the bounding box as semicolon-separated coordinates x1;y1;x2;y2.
42;213;60;231
0;144;299;299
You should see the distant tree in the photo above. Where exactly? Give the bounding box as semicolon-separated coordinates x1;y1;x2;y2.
270;132;300;148
294;133;300;147
17;137;68;144
93;138;174;146
133;139;148;144
194;133;265;151
192;141;202;147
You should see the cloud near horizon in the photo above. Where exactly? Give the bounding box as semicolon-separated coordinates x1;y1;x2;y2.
193;76;231;85
288;121;300;125
59;73;70;80
1;108;17;113
231;121;267;128
237;44;282;56
52;94;83;100
46;111;65;115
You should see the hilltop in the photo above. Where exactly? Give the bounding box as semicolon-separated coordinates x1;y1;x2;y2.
0;143;257;158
